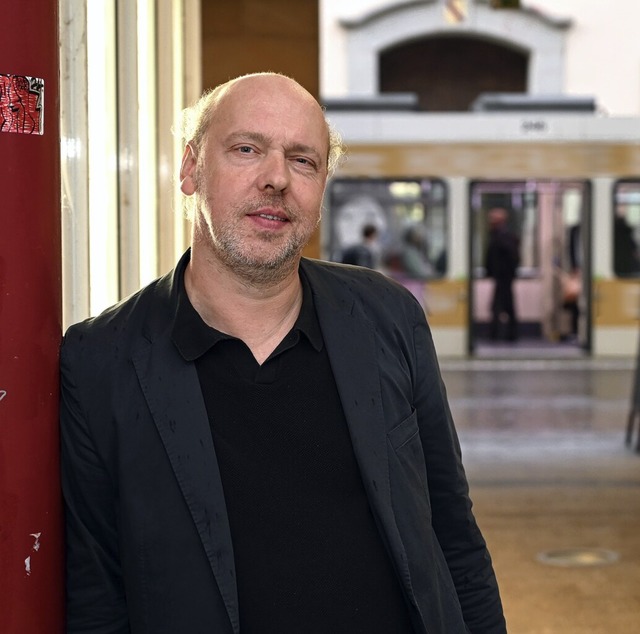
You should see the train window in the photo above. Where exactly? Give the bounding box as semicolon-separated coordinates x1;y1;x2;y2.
613;180;640;277
325;177;447;279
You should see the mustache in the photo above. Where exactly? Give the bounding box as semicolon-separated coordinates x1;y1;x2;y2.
238;195;299;220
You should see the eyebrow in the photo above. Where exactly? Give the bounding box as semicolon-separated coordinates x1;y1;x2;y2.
225;131;324;163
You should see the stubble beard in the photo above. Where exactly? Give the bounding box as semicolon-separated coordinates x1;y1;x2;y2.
199;194;319;287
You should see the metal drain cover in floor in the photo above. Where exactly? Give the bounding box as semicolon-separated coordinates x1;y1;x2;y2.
536;548;619;567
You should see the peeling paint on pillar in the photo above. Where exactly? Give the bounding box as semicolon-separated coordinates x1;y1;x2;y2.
25;533;43;577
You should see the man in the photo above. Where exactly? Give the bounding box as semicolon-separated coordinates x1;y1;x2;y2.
485;207;520;341
61;73;506;633
341;223;380;269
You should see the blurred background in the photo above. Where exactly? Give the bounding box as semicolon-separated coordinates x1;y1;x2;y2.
55;0;640;365
3;1;640;632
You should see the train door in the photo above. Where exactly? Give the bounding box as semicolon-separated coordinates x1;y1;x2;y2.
469;180;591;358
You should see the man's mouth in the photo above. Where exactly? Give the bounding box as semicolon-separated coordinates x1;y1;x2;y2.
257;212;287;222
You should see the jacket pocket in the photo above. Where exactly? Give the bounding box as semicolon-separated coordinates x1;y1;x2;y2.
388;408;420;451
388;410;429;493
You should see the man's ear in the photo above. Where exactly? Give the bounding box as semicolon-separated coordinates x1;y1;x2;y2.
180;143;197;195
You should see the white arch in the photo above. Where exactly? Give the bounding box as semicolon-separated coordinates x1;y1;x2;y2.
340;0;571;97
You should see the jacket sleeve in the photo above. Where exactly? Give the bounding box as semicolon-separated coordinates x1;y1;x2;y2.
60;331;131;634
410;306;507;633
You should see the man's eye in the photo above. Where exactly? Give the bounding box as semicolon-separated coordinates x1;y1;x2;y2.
238;146;253;153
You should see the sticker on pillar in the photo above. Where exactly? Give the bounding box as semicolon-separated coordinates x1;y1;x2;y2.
0;73;44;135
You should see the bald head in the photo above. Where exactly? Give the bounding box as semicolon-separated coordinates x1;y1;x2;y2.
211;74;328;161
488;208;509;228
180;72;344;175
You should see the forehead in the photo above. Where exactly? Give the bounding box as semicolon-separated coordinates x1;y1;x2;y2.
207;77;329;160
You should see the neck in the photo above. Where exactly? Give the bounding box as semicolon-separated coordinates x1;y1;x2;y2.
185;245;304;364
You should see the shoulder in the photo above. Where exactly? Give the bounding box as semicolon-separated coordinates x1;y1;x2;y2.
301;257;405;291
300;258;424;322
61;267;174;356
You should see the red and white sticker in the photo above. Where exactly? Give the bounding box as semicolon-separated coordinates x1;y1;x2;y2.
0;73;44;135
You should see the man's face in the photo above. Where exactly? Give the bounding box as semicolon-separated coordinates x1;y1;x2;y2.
181;76;329;281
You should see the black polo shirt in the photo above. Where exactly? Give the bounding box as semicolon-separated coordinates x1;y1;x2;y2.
172;268;413;633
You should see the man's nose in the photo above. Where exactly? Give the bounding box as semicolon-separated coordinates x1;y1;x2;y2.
257;151;290;192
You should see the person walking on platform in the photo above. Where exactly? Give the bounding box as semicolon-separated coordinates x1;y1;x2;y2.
485;207;520;341
60;72;506;634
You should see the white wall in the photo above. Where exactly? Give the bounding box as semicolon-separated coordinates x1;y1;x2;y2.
537;0;640;115
320;0;640;115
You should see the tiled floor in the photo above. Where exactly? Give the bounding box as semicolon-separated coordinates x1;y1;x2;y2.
440;358;640;634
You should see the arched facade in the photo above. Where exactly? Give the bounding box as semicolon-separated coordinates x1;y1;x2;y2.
341;0;571;101
379;33;528;111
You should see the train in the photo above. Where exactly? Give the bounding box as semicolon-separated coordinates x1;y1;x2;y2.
322;107;640;358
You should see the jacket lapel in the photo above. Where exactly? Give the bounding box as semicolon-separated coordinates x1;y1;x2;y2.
303;261;412;588
131;260;240;633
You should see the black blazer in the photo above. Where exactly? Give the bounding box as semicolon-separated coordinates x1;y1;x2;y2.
61;251;505;634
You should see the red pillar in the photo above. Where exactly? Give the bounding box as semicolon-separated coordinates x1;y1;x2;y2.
0;1;64;632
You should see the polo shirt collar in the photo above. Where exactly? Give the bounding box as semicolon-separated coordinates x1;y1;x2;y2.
171;264;323;361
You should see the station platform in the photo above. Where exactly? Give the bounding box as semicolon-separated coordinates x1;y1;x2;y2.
439;358;640;633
